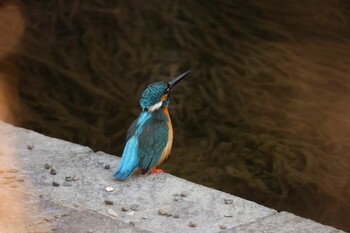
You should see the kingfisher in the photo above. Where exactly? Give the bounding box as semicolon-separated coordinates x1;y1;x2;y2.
113;71;190;180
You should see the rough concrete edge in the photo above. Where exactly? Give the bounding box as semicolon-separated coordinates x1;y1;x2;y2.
0;121;346;233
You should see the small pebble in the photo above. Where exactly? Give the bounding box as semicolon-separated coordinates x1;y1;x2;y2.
27;145;34;150
174;197;179;201
104;200;114;205
142;216;148;220
130;204;140;211
166;213;172;217
16;178;25;182
104;164;110;170
220;224;227;230
224;199;233;205
173;213;180;218
7;168;18;173
50;169;57;175
44;163;52;169
52;181;60;187
65;176;72;182
188;221;197;227
107;209;117;218
224;214;233;217
121;207;129;212
158;209;167;216
105;186;114;192
39;194;44;198
72;175;79;181
180;191;189;197
129;221;135;227
44;216;55;221
126;211;135;216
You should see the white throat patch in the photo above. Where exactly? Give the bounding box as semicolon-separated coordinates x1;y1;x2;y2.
148;101;163;112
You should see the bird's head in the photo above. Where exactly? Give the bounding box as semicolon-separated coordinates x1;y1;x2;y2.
140;71;190;112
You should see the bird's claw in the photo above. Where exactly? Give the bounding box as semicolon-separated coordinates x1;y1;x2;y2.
150;168;164;174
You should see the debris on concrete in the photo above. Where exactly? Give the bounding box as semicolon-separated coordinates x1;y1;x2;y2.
224;198;233;205
44;163;52;169
121;207;129;212
104;200;114;205
105;186;114;192
44;216;56;221
129;221;135;227
126;211;135;216
16;178;25;182
130;204;140;211
50;168;57;175
52;181;60;187
180;191;189;197
107;209;117;218
188;221;197;227
158;209;167;216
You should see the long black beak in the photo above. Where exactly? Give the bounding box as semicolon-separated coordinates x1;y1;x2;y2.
168;71;190;89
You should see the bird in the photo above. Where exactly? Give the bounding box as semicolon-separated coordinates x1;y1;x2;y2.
113;71;190;180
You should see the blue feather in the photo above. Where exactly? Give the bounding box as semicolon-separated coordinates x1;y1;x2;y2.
113;136;139;180
113;112;151;180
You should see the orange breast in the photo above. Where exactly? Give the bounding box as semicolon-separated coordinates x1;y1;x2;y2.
157;107;173;166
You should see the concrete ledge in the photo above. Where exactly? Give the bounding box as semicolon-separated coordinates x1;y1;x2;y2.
0;121;344;233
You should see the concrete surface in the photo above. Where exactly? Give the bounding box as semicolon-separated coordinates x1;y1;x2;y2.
0;121;344;233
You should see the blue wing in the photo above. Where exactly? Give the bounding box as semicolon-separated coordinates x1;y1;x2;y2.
138;113;169;173
113;135;139;180
113;112;152;180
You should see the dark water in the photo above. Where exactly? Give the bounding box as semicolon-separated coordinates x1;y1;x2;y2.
1;0;350;231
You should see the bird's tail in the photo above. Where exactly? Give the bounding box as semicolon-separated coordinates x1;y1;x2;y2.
113;136;139;180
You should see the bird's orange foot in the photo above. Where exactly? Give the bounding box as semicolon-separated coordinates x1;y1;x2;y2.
150;168;164;174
